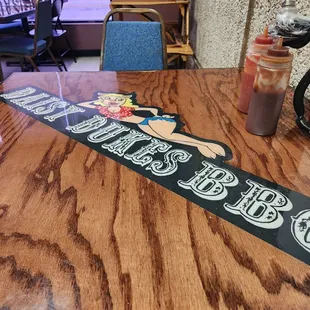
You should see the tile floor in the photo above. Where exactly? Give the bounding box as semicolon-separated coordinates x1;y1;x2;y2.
1;56;101;80
67;57;100;72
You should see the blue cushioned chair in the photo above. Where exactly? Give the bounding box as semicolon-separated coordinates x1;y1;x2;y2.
0;0;62;82
100;8;168;71
0;21;22;35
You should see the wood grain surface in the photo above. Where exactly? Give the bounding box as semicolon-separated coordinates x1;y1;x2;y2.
0;69;309;309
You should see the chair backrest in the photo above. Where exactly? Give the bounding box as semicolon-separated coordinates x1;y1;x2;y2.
52;0;63;18
100;8;168;71
34;0;52;45
52;0;64;30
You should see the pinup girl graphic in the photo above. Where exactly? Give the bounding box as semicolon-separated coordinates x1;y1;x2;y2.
78;93;228;159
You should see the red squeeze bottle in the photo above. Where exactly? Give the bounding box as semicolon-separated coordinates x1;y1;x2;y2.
246;38;294;136
238;27;274;113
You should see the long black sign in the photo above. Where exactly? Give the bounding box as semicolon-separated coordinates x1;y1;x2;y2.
1;86;310;265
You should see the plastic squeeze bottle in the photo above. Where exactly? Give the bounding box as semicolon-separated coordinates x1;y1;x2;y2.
238;27;274;113
246;38;293;136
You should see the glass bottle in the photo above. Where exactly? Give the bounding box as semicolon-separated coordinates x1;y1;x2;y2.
246;38;293;136
279;0;298;16
238;27;274;113
272;0;310;48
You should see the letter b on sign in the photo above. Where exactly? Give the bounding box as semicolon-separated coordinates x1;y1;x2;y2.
224;180;293;229
178;161;238;201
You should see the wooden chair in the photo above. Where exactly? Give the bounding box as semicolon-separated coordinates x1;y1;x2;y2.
100;8;168;71
110;0;193;66
0;0;62;82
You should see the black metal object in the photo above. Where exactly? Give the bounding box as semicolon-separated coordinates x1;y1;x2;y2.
27;0;76;71
283;34;310;134
284;32;310;49
271;2;310;134
294;69;310;134
51;0;76;70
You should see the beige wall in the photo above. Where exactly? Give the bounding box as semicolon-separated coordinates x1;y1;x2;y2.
191;0;310;93
190;0;250;68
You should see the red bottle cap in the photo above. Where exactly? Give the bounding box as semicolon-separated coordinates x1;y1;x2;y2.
255;26;273;45
267;37;290;57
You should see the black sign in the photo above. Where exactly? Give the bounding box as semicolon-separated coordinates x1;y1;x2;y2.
1;86;310;265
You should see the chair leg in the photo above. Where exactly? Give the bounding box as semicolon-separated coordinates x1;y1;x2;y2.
64;35;77;63
54;39;67;71
58;47;67;71
58;19;76;63
60;54;67;71
185;4;190;45
47;48;63;72
0;60;4;84
27;56;40;72
19;58;24;72
176;55;181;69
181;55;188;69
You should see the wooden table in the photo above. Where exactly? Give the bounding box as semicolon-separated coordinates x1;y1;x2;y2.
0;9;34;23
0;69;309;309
0;8;35;33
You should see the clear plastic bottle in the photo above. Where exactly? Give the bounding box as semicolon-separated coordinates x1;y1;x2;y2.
238;27;274;113
246;38;293;136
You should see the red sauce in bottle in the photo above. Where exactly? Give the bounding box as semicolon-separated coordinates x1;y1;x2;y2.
246;91;287;135
238;27;274;114
246;39;293;136
238;55;259;113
